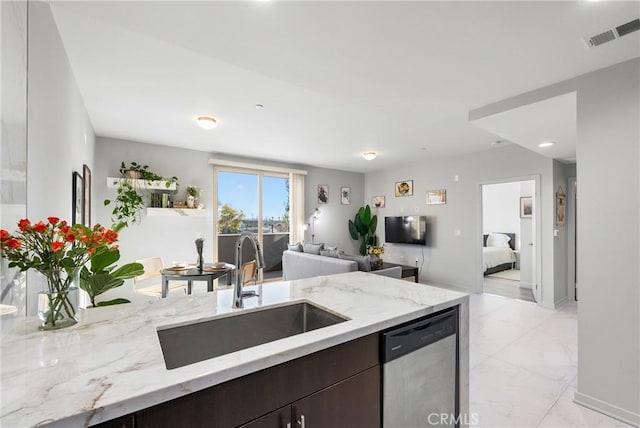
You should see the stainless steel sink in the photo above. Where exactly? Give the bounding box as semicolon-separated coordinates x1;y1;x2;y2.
157;301;348;369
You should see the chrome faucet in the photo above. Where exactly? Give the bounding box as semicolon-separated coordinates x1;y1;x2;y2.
233;231;265;308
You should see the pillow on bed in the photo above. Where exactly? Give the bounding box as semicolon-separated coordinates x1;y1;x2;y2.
487;233;511;248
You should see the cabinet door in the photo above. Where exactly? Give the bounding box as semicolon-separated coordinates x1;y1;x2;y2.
292;366;380;428
239;405;292;428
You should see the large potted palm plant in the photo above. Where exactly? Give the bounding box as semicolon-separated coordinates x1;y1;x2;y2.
348;205;378;256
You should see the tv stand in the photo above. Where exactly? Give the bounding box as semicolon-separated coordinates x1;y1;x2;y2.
376;262;419;283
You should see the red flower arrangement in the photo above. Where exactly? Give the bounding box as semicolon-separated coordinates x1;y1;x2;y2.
1;218;119;274
0;218;128;329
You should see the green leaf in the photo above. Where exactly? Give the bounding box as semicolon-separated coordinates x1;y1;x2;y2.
369;215;377;235
348;220;359;240
362;205;371;225
104;199;111;206
90;250;121;273
96;298;130;307
110;262;144;279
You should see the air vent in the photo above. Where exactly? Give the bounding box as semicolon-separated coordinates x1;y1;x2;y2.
616;18;640;37
584;18;640;49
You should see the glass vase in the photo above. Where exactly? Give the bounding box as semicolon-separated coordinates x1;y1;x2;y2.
36;269;79;331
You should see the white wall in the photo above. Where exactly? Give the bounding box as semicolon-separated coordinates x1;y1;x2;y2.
304;166;365;254
575;59;639;424
365;144;557;308
482;181;522;241
24;2;95;315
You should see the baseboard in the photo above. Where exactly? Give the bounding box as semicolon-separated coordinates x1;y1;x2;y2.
574;391;640;427
553;295;568;309
519;281;533;289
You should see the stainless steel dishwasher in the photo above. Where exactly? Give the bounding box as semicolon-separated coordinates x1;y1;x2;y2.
382;307;459;428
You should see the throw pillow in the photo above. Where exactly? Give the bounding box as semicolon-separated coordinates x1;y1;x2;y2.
302;243;324;255
287;243;303;252
339;253;371;272
320;249;341;258
487;233;511;248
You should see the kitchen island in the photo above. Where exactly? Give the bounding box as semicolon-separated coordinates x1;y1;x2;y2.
1;271;469;427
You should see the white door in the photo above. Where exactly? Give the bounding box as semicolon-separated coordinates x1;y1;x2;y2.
519;181;537;301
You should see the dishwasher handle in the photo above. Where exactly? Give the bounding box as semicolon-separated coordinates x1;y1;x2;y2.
382;308;457;363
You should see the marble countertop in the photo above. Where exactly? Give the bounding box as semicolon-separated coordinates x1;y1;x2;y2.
1;271;468;427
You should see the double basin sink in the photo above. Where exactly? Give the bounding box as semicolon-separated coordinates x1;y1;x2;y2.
157;301;348;369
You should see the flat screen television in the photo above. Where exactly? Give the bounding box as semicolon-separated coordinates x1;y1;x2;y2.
384;216;427;245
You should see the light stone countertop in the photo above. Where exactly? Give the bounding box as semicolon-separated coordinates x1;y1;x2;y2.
0;271;468;427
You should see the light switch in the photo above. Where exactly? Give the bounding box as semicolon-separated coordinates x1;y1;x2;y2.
554;229;559;237
454;229;461;237
454;175;459;182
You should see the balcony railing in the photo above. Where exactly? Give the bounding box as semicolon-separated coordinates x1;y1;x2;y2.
217;232;289;279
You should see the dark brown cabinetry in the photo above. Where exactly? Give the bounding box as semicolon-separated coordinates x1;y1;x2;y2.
97;334;380;428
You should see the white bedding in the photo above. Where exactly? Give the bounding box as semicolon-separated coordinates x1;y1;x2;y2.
483;246;515;271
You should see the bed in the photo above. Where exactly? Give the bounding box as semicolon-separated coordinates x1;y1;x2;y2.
483;232;516;275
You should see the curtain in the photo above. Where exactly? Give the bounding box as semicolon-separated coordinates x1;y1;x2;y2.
289;173;305;244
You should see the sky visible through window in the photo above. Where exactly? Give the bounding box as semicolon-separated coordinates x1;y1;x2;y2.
217;171;289;220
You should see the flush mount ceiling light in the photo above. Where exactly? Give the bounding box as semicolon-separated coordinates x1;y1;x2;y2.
538;141;554;148
362;151;377;160
255;104;264;110
196;116;217;130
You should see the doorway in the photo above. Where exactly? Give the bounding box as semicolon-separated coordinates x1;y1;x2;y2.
479;178;540;303
213;168;291;283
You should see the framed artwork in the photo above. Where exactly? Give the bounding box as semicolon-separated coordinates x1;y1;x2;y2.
520;196;533;218
82;164;92;226
340;186;351;205
372;195;386;208
556;187;566;226
395;180;413;197
317;184;329;204
72;171;83;225
426;189;446;205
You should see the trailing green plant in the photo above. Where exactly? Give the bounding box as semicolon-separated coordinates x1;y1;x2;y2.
104;162;180;231
79;249;144;307
348;205;378;256
118;162;178;188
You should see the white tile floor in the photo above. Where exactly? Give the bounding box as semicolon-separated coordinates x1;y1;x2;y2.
469;293;630;427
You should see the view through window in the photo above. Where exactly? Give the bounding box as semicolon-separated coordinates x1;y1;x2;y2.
215;170;290;280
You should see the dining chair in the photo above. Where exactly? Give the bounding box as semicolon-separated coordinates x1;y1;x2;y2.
133;257;187;297
241;260;258;285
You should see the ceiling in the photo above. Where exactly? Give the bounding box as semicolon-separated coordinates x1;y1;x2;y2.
471;92;578;162
50;1;640;172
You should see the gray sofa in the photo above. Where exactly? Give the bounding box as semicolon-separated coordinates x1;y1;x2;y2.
282;250;401;281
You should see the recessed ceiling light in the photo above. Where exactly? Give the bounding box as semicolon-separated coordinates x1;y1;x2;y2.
538;141;554;148
362;151;377;161
255;104;264;110
197;116;217;130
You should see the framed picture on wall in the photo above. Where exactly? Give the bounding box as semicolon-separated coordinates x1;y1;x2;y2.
72;171;83;225
395;180;413;197
340;186;351;205
556;187;566;226
372;195;385;208
520;196;533;218
82;164;92;226
426;189;446;205
317;184;329;204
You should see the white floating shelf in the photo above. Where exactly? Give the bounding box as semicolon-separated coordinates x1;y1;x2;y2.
107;177;177;191
146;208;207;217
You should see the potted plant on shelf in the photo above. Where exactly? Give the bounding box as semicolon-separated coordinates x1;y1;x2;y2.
0;218;143;330
348;205;379;256
104;162;179;231
185;184;202;208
